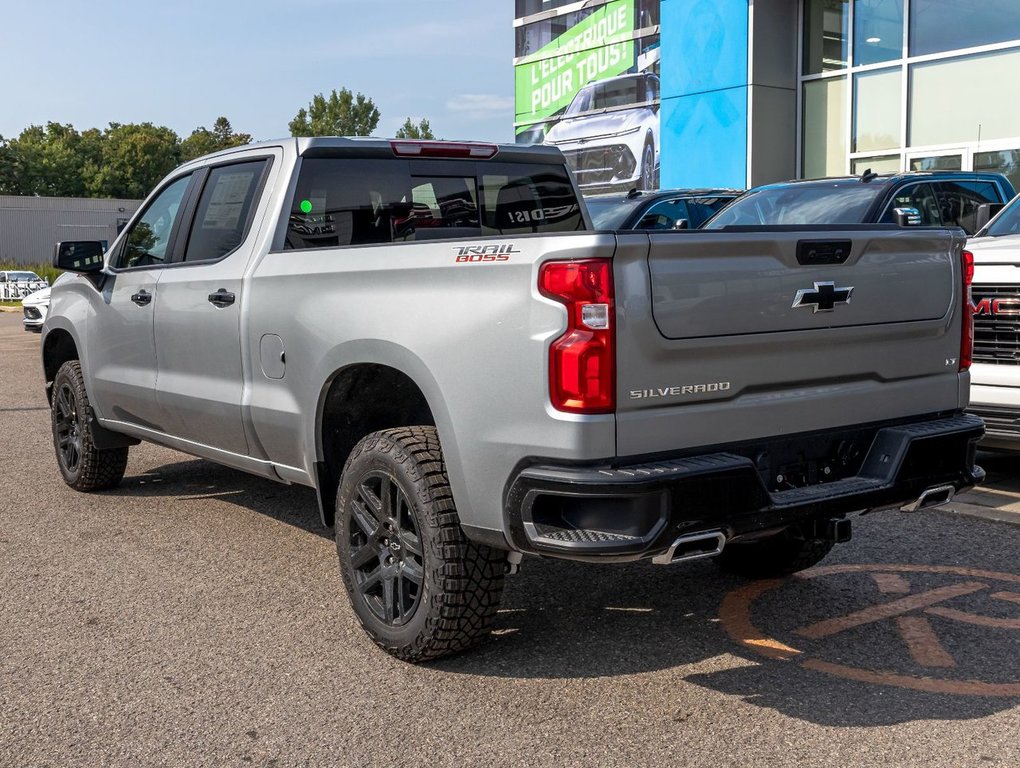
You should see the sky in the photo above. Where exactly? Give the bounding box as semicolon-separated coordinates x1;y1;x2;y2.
0;0;516;143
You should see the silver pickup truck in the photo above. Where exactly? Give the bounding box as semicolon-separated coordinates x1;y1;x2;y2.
43;138;984;661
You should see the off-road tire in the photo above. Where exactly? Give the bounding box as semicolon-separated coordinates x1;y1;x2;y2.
51;360;128;491
335;426;506;662
714;527;834;578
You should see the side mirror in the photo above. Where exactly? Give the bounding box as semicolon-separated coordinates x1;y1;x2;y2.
54;241;105;273
893;207;922;227
975;202;1005;232
672;218;690;231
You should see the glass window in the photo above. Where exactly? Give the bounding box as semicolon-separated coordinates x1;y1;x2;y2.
636;199;688;229
853;69;901;153
704;184;883;227
985;195;1020;237
910;49;1020;147
184;161;267;262
684;197;737;227
909;0;1020;57
406;176;480;240
851;155;901;174
481;164;583;235
284;159;583;249
804;0;849;74
854;0;903;65
909;155;962;172
879;183;941;226
934;180;1004;234
975;149;1020;194
117;174;192;269
803;77;847;178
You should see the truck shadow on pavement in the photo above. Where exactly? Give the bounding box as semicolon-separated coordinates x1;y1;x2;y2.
115;458;327;537
115;458;1020;728
437;513;1020;728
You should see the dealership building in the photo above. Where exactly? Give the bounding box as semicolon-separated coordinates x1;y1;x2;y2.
514;0;1020;192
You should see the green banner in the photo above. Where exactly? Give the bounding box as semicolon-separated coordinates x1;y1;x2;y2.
515;0;636;126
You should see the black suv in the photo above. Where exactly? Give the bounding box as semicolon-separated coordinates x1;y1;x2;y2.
703;172;1016;235
586;188;742;230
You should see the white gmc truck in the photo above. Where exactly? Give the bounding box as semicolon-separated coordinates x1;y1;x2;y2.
42;138;984;661
966;194;1020;447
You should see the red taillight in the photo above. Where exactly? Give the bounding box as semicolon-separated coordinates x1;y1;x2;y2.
961;249;974;372
539;259;615;414
389;140;497;159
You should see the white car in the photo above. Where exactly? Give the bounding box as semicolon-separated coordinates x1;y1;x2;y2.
0;270;47;301
21;286;50;333
965;194;1020;448
543;72;660;192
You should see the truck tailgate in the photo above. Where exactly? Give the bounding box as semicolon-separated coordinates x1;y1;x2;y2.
614;228;968;457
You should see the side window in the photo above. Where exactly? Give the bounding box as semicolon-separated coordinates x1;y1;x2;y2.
933;181;1002;234
880;183;940;226
637;200;688;229
685;197;733;227
116;174;192;268
183;160;267;262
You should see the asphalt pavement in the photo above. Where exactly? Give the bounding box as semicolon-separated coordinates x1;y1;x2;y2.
1;313;1018;767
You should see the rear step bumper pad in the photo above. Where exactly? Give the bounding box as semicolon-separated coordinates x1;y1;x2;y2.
504;413;985;562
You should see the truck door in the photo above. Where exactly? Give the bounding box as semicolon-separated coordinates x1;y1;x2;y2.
151;157;273;456
87;173;194;428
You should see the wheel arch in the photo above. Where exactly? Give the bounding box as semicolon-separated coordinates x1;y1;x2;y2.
311;344;459;528
41;326;81;404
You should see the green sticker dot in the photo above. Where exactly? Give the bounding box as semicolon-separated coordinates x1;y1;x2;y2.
299;199;313;214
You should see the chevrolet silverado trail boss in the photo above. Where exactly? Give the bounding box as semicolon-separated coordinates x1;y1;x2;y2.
42;138;984;661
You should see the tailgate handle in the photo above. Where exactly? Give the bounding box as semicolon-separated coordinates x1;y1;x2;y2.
797;240;852;265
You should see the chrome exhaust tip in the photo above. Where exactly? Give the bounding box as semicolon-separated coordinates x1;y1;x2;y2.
901;484;955;513
652;530;727;565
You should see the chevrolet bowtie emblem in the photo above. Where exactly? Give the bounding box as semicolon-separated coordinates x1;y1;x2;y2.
792;281;854;313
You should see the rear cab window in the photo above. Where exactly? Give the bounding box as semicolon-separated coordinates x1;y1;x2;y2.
283;157;583;250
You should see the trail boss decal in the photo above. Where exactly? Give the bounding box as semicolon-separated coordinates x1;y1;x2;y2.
630;382;732;399
454;244;520;263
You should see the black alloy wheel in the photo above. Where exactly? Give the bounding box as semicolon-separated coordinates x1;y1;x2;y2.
347;470;425;626
335;427;506;662
50;360;128;491
53;381;82;475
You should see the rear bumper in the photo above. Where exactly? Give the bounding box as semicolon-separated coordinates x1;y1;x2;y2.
503;413;985;562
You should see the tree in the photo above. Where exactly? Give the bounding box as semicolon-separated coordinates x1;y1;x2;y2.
86;123;181;199
0;123;104;197
394;118;435;140
181;116;252;162
289;88;381;137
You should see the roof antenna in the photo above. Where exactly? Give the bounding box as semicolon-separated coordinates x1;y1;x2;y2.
860;168;878;183
626;187;642;198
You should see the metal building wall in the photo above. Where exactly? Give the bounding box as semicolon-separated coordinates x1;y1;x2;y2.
0;196;141;266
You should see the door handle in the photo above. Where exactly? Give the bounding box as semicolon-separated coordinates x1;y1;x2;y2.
207;288;236;308
130;290;152;306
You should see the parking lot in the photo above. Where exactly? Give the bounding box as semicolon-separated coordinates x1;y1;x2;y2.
1;311;1018;767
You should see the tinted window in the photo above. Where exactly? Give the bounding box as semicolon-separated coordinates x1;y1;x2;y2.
117;174;192;268
586;197;642;229
704;185;883;228
933;181;1003;235
184;161;267;262
284;159;582;249
909;0;1020;56
685;197;736;227
637;200;688;229
879;183;940;226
